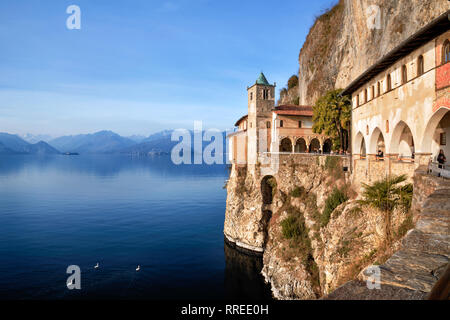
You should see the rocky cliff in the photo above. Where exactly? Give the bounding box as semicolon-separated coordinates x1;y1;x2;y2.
224;157;449;299
297;0;449;105
224;156;417;299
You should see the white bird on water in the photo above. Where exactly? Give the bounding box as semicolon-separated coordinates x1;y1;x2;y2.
94;262;99;269
136;265;140;272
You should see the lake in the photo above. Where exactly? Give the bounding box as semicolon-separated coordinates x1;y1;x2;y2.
0;155;272;300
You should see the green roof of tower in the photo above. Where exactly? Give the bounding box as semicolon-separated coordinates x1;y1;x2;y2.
256;72;270;85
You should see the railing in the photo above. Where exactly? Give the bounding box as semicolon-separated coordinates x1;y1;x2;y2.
261;152;350;157
428;162;450;179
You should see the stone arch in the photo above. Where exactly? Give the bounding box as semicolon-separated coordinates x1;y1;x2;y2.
261;176;276;205
294;138;307;153
309;138;320;153
369;127;385;154
390;121;415;158
280;137;292;152
322;138;332;154
421;107;450;157
354;131;366;156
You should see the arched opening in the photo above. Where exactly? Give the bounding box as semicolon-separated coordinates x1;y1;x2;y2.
390;121;415;159
421;108;450;165
443;40;450;64
417;55;424;76
354;132;366;157
369;127;385;156
261;176;276;205
402;65;407;84
309;138;320;153
294;138;307;153
323;139;332;154
280;138;292;152
386;74;392;91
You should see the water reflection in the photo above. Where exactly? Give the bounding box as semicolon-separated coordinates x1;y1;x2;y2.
224;240;273;300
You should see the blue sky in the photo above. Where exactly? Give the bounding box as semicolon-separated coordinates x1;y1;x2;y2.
0;0;337;137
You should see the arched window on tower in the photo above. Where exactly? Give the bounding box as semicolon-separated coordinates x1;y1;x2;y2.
386;74;392;91
402;65;407;84
377;81;381;96
371;85;375;100
417;55;424;76
443;40;450;64
364;88;368;103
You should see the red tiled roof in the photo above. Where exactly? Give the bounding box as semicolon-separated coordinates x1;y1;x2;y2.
274;105;314;117
234;114;248;127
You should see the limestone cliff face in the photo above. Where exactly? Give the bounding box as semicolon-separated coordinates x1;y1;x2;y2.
298;0;449;105
224;155;414;299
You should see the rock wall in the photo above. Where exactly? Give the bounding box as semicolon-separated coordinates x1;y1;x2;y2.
297;0;449;105
224;155;416;299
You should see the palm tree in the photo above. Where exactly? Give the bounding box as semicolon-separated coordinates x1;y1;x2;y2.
358;174;413;244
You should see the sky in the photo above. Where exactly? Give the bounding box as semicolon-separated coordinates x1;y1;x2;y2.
0;0;338;138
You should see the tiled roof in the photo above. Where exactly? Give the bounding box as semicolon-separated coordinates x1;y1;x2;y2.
274;105;314;116
234;114;248;127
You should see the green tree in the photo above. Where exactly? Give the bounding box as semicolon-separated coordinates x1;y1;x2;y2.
287;75;299;89
358;175;413;245
312;89;351;152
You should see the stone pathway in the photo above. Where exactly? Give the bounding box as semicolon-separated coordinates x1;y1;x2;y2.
324;177;450;300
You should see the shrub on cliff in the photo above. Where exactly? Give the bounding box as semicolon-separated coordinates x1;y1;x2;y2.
287;75;298;89
291;186;306;198
321;187;348;227
358;174;413;244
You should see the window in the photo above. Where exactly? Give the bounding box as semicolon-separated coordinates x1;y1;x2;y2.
280;120;284;128
356;94;359;107
440;132;447;146
377;81;381;96
263;89;269;100
417;55;424;76
387;74;392;91
250;92;253;100
250;122;252;128
443;40;450;64
371;85;375;100
364;89;368;103
386;120;389;133
402;65;407;84
266;121;271;129
366;125;369;135
298;121;302;128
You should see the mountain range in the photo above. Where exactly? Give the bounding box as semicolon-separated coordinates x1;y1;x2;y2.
0;133;60;155
0;130;229;156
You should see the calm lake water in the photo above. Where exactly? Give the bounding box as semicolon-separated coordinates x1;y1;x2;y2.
0;155;272;300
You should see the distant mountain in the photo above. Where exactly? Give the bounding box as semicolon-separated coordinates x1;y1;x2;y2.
48;130;136;154
21;133;53;144
0;142;21;155
126;135;147;143
0;133;60;155
25;141;60;155
120;130;228;156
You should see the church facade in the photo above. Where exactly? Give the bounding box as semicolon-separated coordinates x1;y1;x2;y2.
228;73;330;166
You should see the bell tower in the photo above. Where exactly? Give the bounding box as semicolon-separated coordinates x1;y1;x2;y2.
246;72;276;166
